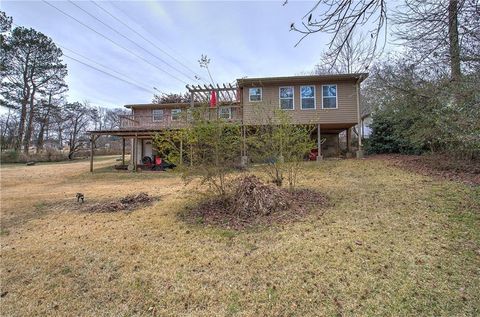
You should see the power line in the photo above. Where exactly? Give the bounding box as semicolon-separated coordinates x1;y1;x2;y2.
12;22;162;97
60;45;154;89
91;0;207;85
41;0;188;85
68;0;196;83
63;53;154;94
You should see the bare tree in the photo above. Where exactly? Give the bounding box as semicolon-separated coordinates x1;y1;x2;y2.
152;92;191;104
290;0;388;66
64;101;95;159
313;29;372;74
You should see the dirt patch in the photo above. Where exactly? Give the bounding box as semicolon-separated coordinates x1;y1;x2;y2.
182;176;328;229
370;154;480;185
85;192;154;213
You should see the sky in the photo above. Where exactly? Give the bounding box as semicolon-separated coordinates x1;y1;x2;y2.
1;0;340;109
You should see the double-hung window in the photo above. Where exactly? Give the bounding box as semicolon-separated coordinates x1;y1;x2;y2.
279;86;294;110
218;107;232;120
152;109;164;121
249;88;262;102
171;109;182;121
322;85;337;109
301;86;315;109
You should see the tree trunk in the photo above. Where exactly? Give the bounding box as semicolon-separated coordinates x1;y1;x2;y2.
23;87;36;154
448;0;461;83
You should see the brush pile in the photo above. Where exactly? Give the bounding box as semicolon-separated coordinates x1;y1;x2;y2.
231;175;290;217
184;175;328;229
87;192;153;213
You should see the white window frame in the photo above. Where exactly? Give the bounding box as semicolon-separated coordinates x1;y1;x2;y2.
300;85;316;110
248;87;262;102
171;108;182;121
321;84;338;109
279;86;295;110
218;106;232;120
152;109;164;122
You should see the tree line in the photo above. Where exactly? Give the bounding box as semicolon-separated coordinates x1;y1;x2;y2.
0;12;127;160
302;0;479;159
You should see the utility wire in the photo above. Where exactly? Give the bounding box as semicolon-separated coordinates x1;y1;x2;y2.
12;21;160;97
63;53;154;94
91;0;207;85
60;45;154;89
68;0;196;83
42;0;188;85
105;1;210;86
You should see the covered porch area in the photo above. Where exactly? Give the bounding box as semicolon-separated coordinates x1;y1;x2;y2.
88;129;168;173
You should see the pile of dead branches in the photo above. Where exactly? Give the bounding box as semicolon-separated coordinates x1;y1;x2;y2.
231;175;290;217
183;175;328;229
87;192;153;213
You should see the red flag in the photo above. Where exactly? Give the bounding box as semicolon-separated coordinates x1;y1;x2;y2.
210;90;217;108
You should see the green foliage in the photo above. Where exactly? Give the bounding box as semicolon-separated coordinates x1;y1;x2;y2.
152;107;242;196
247;108;315;189
364;61;480;159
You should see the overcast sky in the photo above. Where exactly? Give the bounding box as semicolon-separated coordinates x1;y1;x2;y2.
3;1;348;109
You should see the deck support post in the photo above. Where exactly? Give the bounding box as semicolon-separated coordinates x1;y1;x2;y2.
90;134;95;172
122;138;125;165
356;78;364;158
317;124;323;161
133;134;138;172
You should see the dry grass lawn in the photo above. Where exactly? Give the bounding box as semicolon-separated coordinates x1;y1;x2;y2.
1;156;479;316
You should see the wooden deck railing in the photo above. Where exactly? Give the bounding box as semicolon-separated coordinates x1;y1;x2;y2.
119;106;243;130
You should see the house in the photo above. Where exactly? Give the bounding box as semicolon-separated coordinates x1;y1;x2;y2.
89;73;368;171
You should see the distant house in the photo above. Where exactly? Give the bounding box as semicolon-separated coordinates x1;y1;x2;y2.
89;73;368;171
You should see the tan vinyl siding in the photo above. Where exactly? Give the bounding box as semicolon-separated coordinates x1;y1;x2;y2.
242;80;358;125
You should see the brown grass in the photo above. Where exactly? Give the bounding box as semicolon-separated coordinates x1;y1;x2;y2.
1;156;479;316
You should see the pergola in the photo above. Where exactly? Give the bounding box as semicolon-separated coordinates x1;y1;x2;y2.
186;83;239;106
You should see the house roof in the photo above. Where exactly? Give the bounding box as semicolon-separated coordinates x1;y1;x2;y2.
124;102;193;109
236;73;368;87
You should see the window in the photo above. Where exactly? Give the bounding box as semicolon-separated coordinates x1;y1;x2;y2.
218;107;232;120
322;85;337;109
152;109;164;122
301;86;315;109
171;109;182;120
249;88;262;102
279;86;294;110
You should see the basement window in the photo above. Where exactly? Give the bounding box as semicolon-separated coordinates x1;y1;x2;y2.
322;84;337;109
301;85;316;109
152;109;164;122
249;88;262;102
171;109;182;120
279;86;294;110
